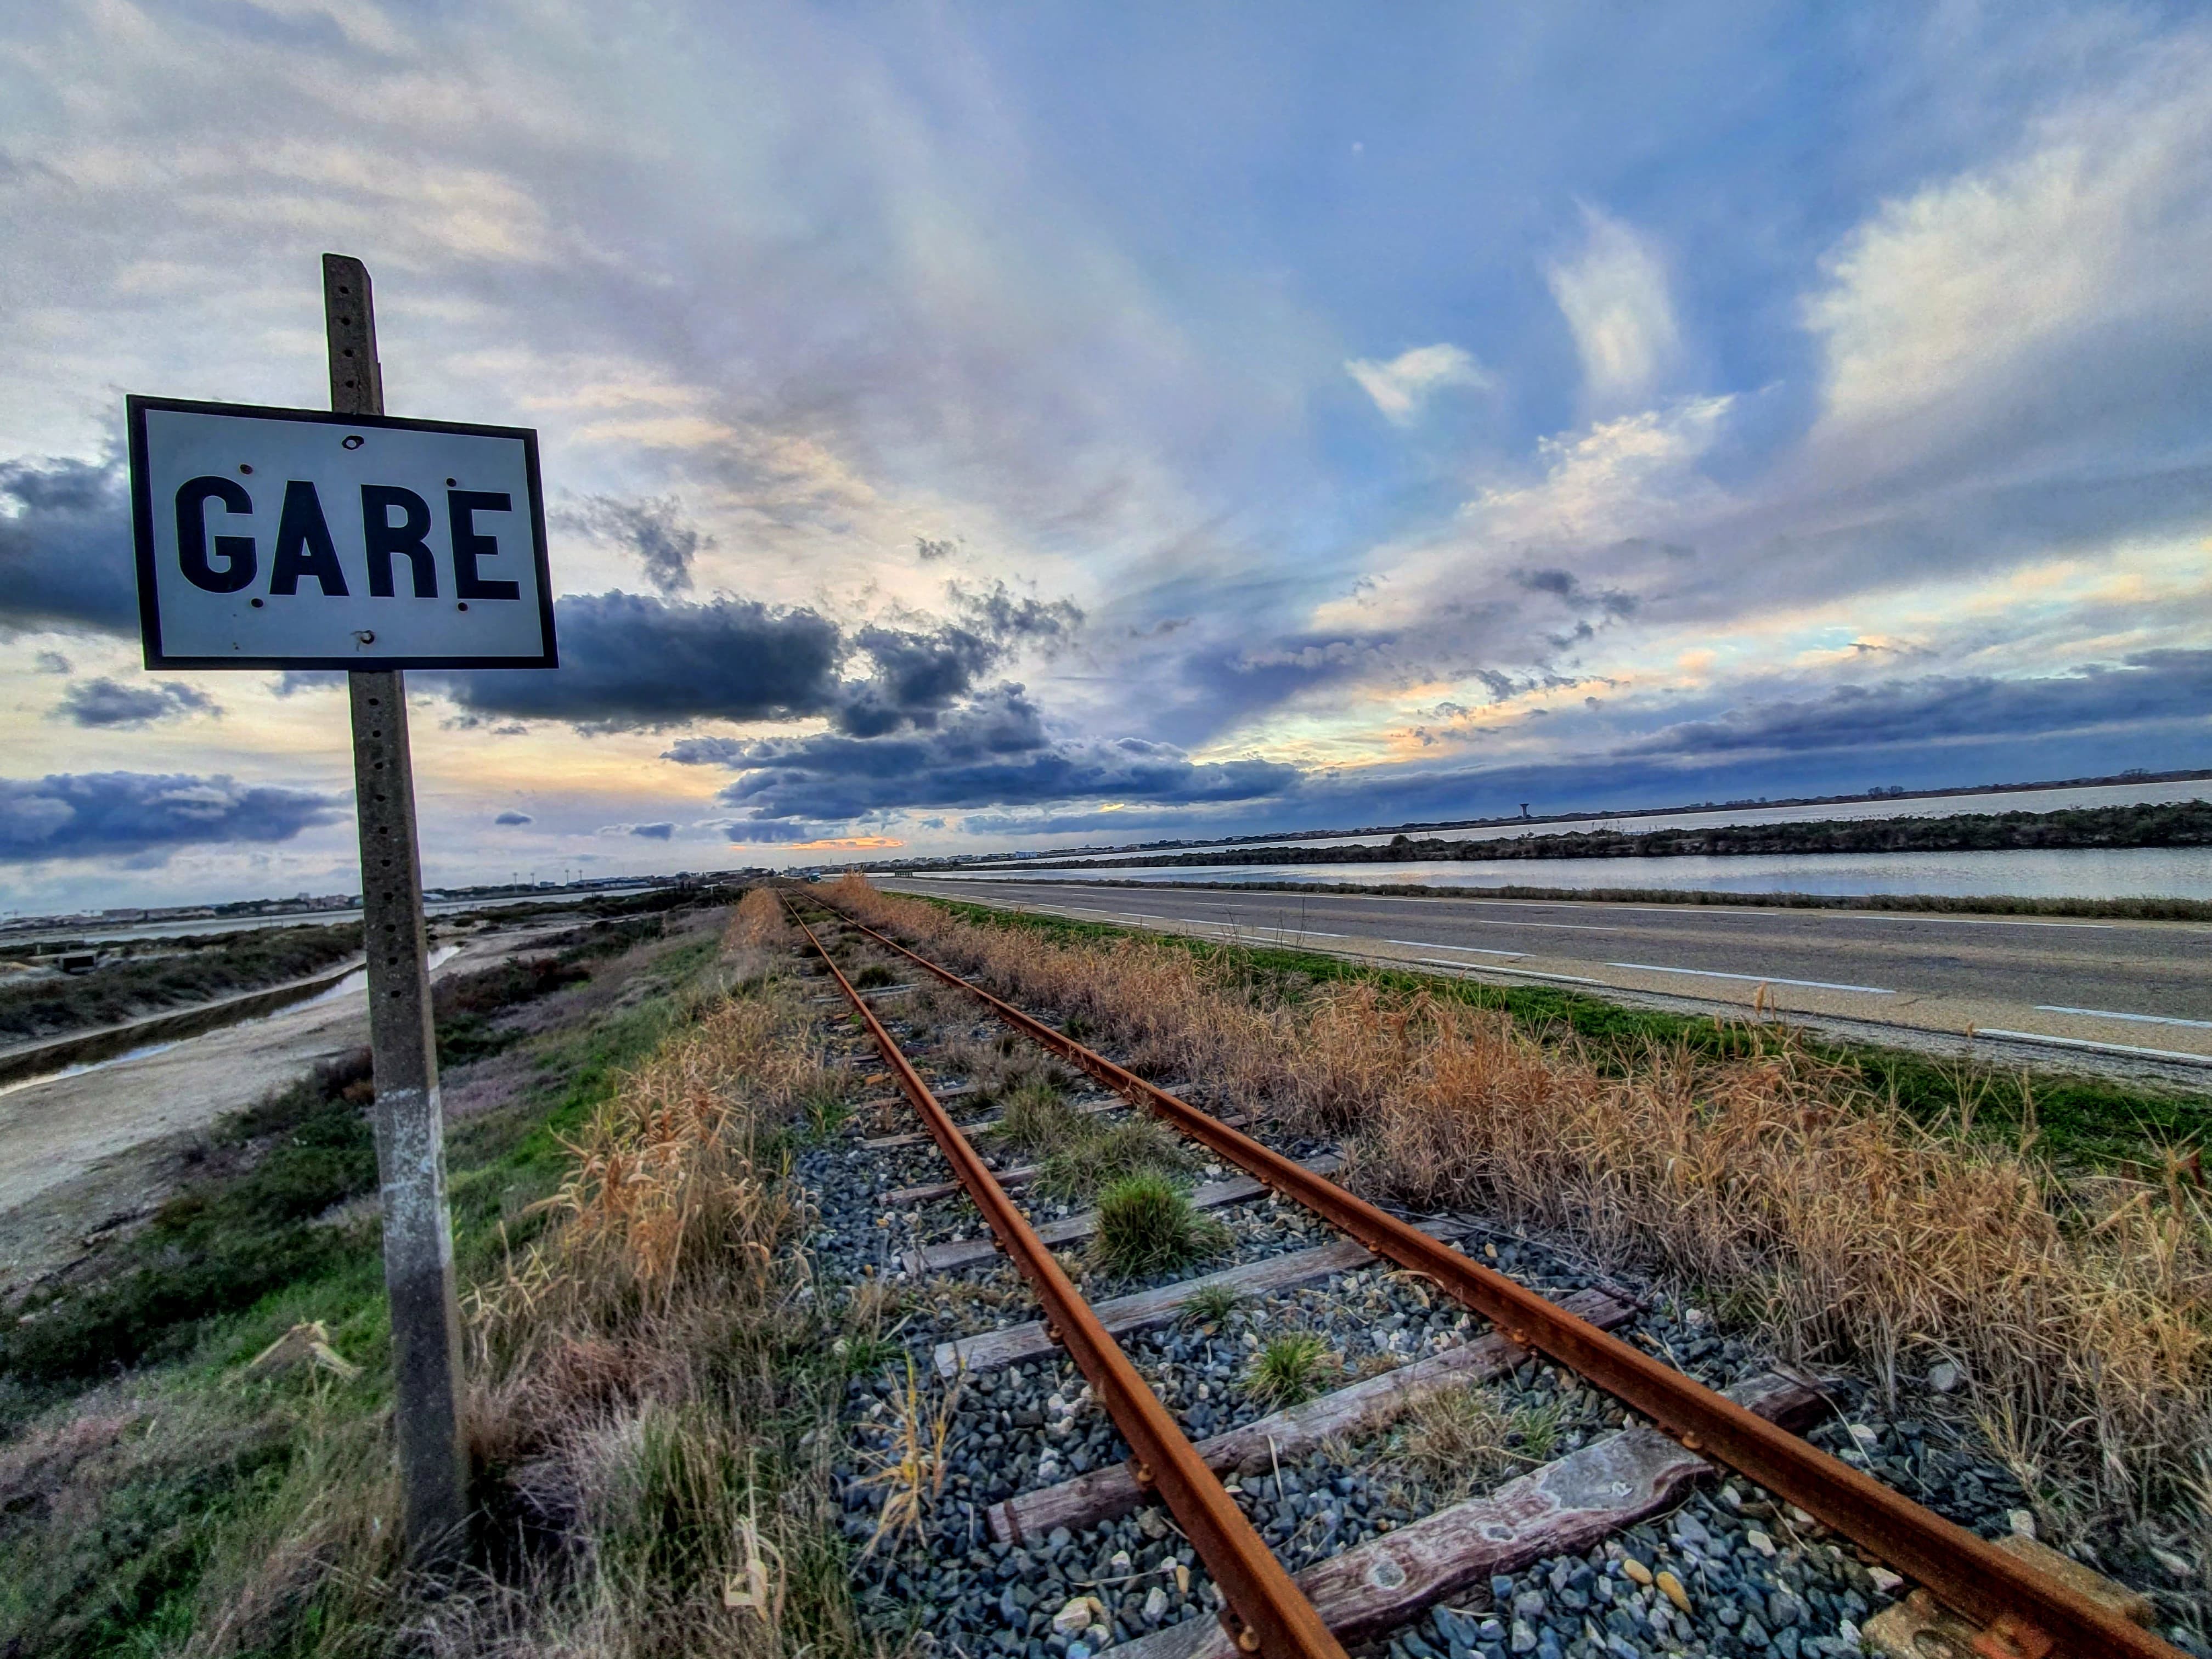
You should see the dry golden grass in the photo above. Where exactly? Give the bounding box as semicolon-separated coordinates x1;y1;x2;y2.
828;876;2212;1570
1383;1383;1561;1505
850;1356;961;1558
180;946;888;1659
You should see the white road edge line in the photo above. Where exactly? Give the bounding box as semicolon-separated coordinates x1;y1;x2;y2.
1975;1029;2212;1066
1418;960;1603;985
1605;962;1896;995
1386;939;1526;957
2033;1005;2212;1030
1849;916;2114;929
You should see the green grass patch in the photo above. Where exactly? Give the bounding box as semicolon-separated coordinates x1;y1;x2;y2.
1036;1116;1194;1204
1088;1173;1228;1278
1177;1283;1240;1326
1243;1330;1335;1408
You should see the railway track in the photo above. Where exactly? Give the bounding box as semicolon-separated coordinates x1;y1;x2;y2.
786;894;2182;1659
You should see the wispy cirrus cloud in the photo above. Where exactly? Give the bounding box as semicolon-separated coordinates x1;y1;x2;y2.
1345;344;1492;425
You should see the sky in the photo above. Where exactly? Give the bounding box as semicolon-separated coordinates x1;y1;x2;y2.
2;0;2210;912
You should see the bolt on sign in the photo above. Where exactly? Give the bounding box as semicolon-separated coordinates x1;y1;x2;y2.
127;399;554;667
123;255;554;1573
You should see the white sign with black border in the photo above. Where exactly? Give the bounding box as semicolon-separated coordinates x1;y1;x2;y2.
128;395;557;669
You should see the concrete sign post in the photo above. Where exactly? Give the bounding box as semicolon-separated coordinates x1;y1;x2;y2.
125;255;556;1568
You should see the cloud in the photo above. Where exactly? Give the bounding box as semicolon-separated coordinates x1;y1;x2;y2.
440;579;1082;737
556;495;714;593
1545;207;1680;411
33;651;71;674
1345;343;1492;425
493;809;534;826
1617;651;2212;763
628;821;675;840
53;676;219;728
916;537;957;561
0;772;342;865
442;592;847;732
670;683;1301;838
1805;35;2212;444
0;455;138;636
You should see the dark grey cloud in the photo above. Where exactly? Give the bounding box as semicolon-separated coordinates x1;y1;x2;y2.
1617;651;2212;761
494;809;533;825
557;495;713;594
442;579;1081;738
670;683;1300;839
0;455;137;636
443;592;847;732
1513;567;1637;617
0;772;342;864
916;537;956;562
53;676;219;728
33;651;71;674
629;821;675;840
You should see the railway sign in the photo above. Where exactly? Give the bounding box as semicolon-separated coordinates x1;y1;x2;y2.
112;256;551;1569
127;397;555;669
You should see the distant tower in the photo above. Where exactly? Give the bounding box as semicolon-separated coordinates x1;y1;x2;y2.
1520;802;1531;819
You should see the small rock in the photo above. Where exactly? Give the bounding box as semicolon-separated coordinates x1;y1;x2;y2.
1746;1528;1776;1557
1621;1558;1653;1587
1926;1359;1962;1392
1175;1564;1190;1595
1867;1566;1903;1595
1066;1644;1090;1659
1109;1551;1131;1575
1052;1599;1093;1637
1137;1509;1168;1540
1654;1570;1690;1613
2007;1509;2037;1541
1143;1587;1167;1622
1508;1620;1538;1655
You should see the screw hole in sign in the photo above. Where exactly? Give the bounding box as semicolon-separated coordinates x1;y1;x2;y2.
342;434;364;449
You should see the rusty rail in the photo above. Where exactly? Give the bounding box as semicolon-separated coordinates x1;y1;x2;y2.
817;898;2180;1659
786;901;1348;1659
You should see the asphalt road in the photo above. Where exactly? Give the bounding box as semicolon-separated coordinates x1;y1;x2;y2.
881;877;2212;1076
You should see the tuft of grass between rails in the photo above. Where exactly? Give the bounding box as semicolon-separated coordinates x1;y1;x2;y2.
1088;1172;1229;1278
0;887;893;1659
827;875;2212;1627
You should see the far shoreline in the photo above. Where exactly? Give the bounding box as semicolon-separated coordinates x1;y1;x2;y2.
887;872;2212;923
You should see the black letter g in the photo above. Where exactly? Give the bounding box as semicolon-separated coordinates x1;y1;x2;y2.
176;476;256;593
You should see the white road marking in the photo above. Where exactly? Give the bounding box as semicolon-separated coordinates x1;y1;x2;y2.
1605;962;1896;995
1974;1029;2212;1066
1848;915;2113;930
1387;939;1526;957
2033;1005;2212;1030
1421;961;1605;985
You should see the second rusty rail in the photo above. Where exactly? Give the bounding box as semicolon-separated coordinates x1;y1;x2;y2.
786;900;1347;1659
817;895;2179;1659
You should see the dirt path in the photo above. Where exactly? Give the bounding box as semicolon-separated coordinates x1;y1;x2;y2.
0;921;571;1290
